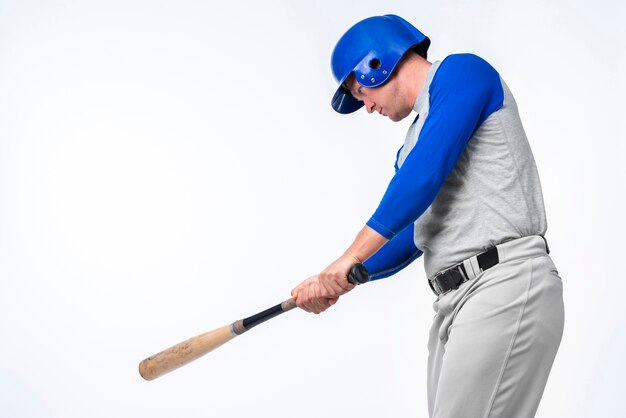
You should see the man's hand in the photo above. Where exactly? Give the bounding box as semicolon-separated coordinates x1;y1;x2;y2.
291;254;360;314
291;225;387;314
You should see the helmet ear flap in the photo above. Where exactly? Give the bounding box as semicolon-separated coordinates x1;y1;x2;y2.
352;53;394;88
369;58;382;70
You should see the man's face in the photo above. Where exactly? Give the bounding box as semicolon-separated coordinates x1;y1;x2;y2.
345;74;413;122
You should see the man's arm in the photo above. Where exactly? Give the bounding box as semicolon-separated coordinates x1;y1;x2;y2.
364;224;422;280
367;54;504;238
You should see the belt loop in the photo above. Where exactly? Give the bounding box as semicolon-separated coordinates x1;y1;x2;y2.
462;259;475;280
468;256;481;276
458;263;469;281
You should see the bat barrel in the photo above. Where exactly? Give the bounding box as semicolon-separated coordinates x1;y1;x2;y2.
139;325;236;380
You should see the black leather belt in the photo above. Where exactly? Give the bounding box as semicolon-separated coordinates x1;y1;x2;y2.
428;246;500;296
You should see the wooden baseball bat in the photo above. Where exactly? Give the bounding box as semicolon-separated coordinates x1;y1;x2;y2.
138;263;369;381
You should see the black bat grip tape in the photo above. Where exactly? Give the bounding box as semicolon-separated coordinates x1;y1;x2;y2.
241;303;284;331
240;263;369;332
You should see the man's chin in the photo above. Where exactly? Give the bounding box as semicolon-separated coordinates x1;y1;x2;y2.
389;110;412;122
388;113;404;122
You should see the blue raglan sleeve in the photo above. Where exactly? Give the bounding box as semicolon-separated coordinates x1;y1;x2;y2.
364;223;422;280
366;54;504;239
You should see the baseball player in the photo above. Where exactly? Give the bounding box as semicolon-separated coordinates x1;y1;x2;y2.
291;15;564;418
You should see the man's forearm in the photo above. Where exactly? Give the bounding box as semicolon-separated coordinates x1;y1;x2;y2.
343;225;389;263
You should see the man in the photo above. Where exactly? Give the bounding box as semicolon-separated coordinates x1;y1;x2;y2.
291;14;564;418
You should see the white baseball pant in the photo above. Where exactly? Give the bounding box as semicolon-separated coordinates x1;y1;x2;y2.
427;235;564;418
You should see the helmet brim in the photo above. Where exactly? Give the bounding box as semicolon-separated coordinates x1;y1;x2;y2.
331;85;364;114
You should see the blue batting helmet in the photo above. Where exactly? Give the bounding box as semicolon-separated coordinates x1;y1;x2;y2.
331;15;430;114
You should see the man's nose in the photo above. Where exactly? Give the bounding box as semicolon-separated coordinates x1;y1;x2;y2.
365;99;376;114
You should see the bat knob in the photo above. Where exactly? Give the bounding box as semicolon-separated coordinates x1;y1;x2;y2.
348;263;370;285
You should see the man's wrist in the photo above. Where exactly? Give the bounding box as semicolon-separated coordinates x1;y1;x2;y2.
344;225;388;264
344;253;363;264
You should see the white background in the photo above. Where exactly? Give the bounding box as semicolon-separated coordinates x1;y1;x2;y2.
1;1;624;417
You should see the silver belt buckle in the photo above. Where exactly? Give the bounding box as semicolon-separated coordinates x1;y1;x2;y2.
431;266;466;296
